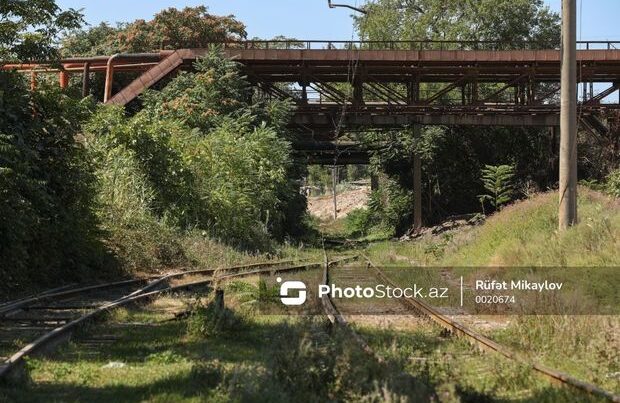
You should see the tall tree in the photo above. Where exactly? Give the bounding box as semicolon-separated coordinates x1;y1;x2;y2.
62;6;246;56
1;2;107;295
1;0;82;61
355;0;560;48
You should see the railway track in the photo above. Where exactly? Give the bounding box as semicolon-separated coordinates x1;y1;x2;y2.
320;255;620;402
0;258;323;381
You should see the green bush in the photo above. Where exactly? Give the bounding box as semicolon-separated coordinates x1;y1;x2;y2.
344;208;375;237
85;51;305;252
186;297;244;337
190;119;293;248
87;131;186;271
478;164;516;213
605;169;620;197
86;106;200;227
367;179;414;237
0;72;109;294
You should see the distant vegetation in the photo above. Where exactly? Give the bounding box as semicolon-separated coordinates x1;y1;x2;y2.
61;6;246;55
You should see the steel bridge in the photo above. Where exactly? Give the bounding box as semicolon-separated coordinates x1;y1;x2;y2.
6;40;620;164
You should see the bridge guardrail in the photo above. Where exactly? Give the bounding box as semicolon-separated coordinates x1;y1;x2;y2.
218;40;620;51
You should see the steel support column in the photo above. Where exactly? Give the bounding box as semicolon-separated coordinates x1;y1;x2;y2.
412;79;423;232
332;166;339;220
30;71;37;91
413;125;423;233
370;174;379;191
353;76;364;106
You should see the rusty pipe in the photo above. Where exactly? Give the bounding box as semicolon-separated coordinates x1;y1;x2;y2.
61;51;171;65
64;62;159;71
103;53;120;103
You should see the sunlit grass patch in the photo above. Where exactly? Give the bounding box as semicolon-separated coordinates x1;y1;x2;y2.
367;188;619;267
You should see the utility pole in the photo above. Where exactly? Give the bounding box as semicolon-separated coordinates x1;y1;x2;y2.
332;165;339;220
559;0;578;230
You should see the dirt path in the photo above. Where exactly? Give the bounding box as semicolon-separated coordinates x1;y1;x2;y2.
308;186;370;220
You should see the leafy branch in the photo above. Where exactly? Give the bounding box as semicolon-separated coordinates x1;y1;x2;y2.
478;164;515;214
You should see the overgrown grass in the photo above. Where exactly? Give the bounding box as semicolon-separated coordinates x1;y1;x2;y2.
0;294;426;402
359;322;602;402
492;315;619;393
364;188;620;396
367;188;619;267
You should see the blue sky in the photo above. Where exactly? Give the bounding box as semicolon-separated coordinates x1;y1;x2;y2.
56;1;620;41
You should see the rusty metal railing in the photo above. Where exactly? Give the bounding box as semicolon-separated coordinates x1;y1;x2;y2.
217;39;620;51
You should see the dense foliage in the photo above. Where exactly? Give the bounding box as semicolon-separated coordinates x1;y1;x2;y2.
86;51;304;253
1;3;304;293
0;72;110;290
0;2;107;294
61;6;246;56
0;0;82;61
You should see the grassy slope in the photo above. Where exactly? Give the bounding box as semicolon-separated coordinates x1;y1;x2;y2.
446;188;619;266
368;188;619;267
366;189;620;394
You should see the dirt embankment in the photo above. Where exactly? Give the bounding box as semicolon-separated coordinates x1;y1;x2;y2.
307;186;370;220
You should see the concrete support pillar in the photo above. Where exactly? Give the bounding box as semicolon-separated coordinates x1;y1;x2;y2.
559;0;578;230
548;126;559;184
82;62;91;98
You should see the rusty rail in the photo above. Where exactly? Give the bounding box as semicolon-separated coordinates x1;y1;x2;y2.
0;258;319;381
361;255;619;402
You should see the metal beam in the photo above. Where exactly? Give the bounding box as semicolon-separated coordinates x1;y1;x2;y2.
292;110;561;128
